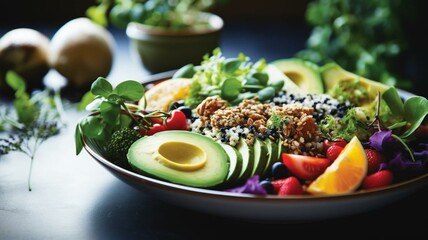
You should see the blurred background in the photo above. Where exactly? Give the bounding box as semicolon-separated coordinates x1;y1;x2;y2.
0;0;426;97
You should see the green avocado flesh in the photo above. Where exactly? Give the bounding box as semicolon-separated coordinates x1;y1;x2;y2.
261;138;279;177
271;58;324;94
221;143;243;184
251;138;269;176
235;138;254;184
127;130;229;188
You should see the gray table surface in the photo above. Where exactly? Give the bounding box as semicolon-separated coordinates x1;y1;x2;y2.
1;21;428;239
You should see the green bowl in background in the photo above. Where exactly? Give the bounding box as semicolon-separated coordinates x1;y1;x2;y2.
126;12;223;73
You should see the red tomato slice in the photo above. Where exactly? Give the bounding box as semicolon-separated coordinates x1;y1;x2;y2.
282;153;332;180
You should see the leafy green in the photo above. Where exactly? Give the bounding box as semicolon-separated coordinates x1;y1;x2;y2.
267;113;289;130
297;0;413;89
381;87;428;138
401;97;428;138
319;107;371;142
184;48;280;108
75;77;145;155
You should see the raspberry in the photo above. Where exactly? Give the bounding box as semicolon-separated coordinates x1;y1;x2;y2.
326;145;344;162
365;149;384;174
362;170;393;190
277;176;304;196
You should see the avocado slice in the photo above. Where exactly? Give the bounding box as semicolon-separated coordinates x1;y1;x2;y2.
221;143;243;185
270;58;324;94
320;62;391;108
127;131;229;188
251;138;269;176
235;138;254;184
261;138;279;178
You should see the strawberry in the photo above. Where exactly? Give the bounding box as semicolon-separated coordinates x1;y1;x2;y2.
362;170;393;190
323;138;347;151
271;178;289;193
326;145;344;162
365;149;384;174
277;176;304;196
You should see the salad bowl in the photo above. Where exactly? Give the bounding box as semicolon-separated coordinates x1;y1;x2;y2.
81;71;428;223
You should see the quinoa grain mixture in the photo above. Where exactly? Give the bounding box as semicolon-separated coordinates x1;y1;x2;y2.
190;90;352;156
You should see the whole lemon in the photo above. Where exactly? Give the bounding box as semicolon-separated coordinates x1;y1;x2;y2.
49;17;115;90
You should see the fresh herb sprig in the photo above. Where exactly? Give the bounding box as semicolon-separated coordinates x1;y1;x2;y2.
0;71;66;191
75;77;146;155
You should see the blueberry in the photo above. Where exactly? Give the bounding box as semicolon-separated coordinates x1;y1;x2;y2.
177;106;192;119
271;162;288;180
259;179;274;194
168;100;185;111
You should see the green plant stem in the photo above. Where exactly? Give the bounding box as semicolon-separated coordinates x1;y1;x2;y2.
27;155;35;191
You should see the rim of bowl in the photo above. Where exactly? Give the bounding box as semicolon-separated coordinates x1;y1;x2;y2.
126;12;224;38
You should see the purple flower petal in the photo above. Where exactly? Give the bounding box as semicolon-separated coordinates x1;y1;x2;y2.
225;175;267;196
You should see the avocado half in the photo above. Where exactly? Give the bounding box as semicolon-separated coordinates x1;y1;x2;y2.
127;130;229;188
320;62;391;96
264;63;305;95
270;58;324;94
320;62;391;107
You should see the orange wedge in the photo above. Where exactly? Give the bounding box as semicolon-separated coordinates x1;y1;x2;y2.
307;136;367;195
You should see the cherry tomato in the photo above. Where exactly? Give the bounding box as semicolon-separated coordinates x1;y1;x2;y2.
138;127;147;136
148;117;164;125
282;153;332;180
165;110;188;130
147;123;167;135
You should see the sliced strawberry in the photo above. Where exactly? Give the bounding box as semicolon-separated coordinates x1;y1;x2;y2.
271;178;289;193
282;153;332;180
365;149;384;175
277;176;304;196
326;145;344;162
362;170;393;190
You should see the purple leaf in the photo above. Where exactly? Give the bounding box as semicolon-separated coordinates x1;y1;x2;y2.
225;175;267;196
